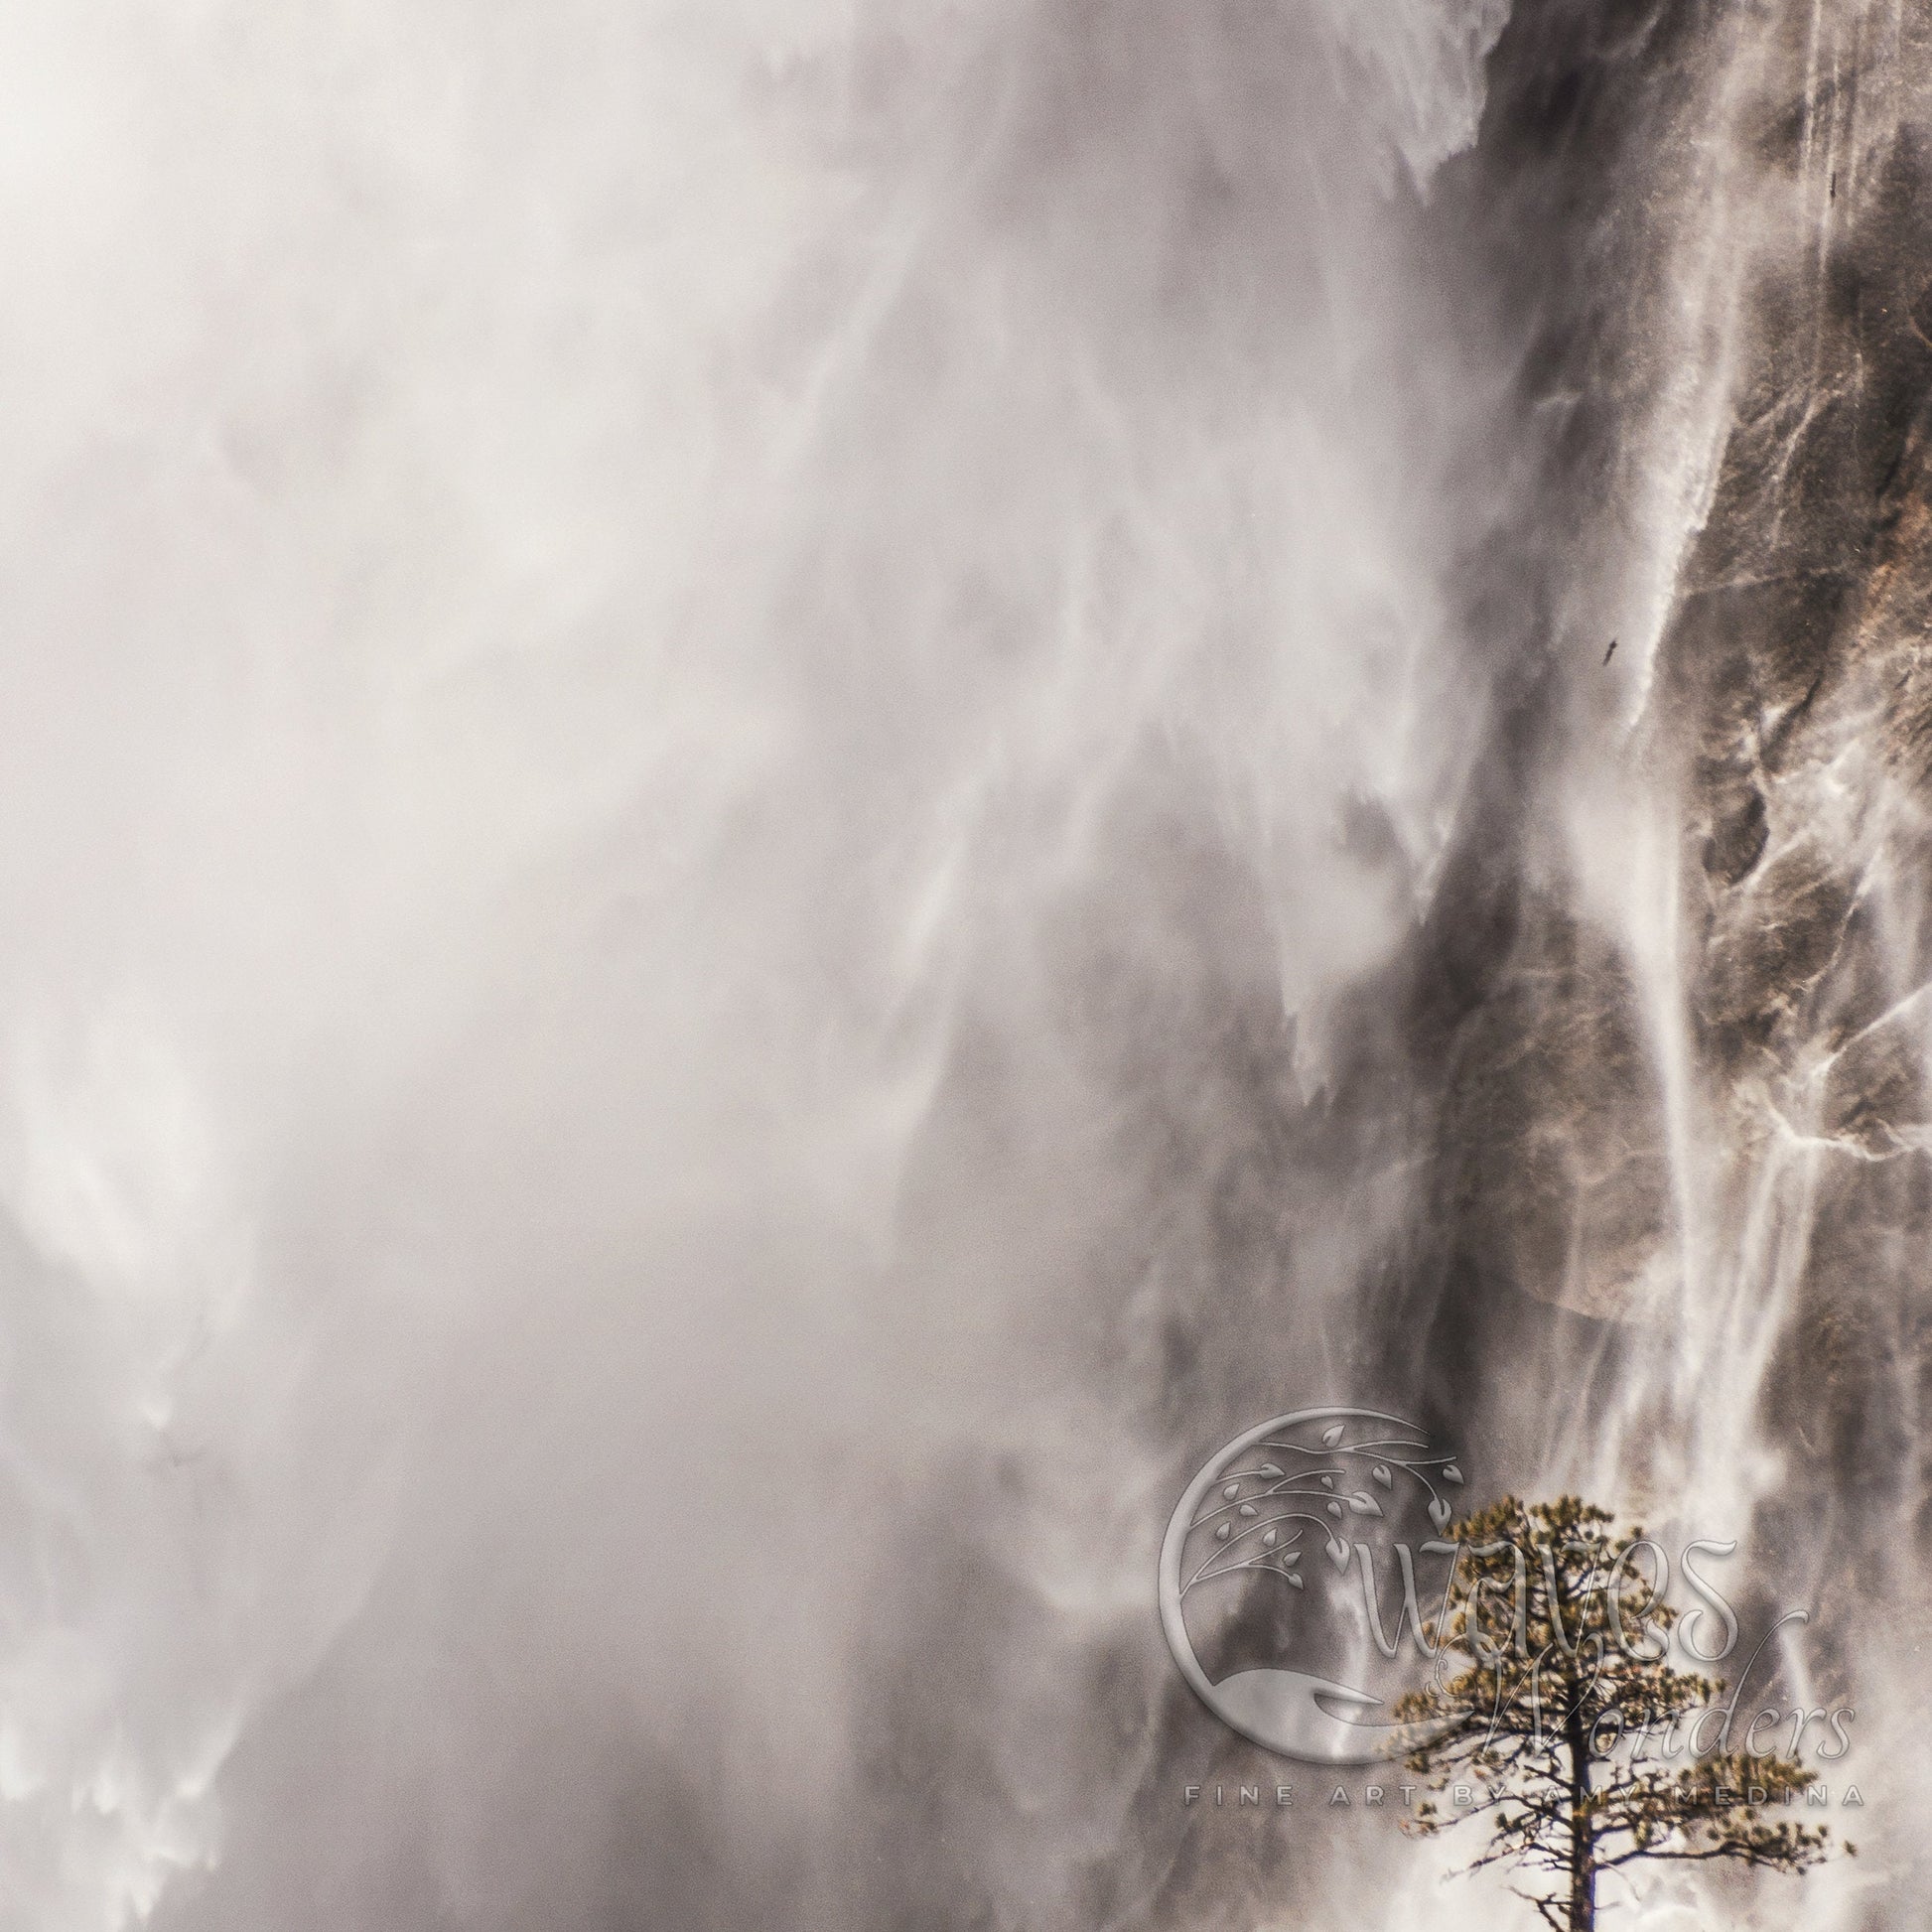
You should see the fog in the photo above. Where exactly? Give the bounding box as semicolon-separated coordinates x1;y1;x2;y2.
0;2;1922;1928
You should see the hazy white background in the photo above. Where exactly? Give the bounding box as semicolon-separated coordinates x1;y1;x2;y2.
1;3;1796;1928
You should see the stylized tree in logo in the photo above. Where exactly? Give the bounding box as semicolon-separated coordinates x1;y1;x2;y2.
1161;1409;1469;1762
1395;1495;1847;1932
1181;1416;1462;1597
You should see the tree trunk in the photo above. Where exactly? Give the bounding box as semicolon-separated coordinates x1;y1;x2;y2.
1564;1695;1595;1932
1570;1839;1593;1932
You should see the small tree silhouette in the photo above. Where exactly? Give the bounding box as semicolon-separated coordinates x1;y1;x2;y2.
1395;1496;1845;1931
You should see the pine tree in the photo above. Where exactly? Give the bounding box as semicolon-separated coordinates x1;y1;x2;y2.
1393;1496;1846;1931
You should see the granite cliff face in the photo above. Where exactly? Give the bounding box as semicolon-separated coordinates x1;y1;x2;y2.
1415;4;1932;1369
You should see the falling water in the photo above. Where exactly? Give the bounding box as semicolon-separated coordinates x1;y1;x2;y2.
0;1;1927;1928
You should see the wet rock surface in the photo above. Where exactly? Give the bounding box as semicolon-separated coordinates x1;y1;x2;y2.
1443;892;1671;1319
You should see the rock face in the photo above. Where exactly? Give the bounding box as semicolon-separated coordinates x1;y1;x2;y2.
1652;7;1932;1772
1400;1;1932;1909
1414;2;1932;1357
1665;12;1932;1443
1146;2;1932;1920
1443;891;1673;1321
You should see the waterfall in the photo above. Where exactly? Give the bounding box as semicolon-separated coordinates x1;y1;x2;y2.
0;1;1921;1928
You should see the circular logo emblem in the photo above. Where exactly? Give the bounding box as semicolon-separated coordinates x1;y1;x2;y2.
1159;1406;1466;1763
